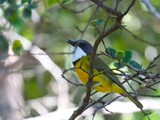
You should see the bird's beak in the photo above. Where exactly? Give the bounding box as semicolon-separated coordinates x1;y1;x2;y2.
67;40;76;46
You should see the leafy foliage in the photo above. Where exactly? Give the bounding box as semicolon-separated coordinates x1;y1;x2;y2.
2;0;38;20
113;62;125;68
4;6;17;18
0;34;9;60
22;7;32;19
106;47;142;70
60;0;71;4
12;40;23;55
7;0;16;5
122;50;132;63
92;18;105;26
128;60;142;70
0;0;160;120
21;0;31;4
44;0;59;8
0;0;6;4
106;47;116;58
115;50;125;59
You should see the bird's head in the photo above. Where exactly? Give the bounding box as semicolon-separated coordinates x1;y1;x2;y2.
67;39;93;62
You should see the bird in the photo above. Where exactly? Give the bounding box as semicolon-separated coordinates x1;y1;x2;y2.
67;39;143;109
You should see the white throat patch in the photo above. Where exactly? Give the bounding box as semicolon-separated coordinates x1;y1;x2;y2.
71;46;87;62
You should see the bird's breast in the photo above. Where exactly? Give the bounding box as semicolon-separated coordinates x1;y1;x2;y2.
73;56;125;94
73;57;90;85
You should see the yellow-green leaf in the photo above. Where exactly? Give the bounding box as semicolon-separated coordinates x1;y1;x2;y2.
115;50;125;59
12;40;23;55
44;0;59;9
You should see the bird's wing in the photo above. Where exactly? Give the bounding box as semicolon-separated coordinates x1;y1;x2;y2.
92;56;143;109
94;56;127;91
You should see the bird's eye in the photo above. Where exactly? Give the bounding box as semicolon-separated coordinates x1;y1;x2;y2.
80;43;86;47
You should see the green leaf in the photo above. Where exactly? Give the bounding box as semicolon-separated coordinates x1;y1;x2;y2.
144;111;160;120
128;60;142;70
4;6;17;18
4;6;24;27
28;2;38;9
21;0;31;4
92;18;105;26
22;7;31;19
106;47;116;58
60;0;70;4
122;49;132;63
0;0;6;4
113;62;125;69
24;77;46;99
0;34;9;60
115;50;125;59
7;0;16;4
12;40;23;55
44;0;59;9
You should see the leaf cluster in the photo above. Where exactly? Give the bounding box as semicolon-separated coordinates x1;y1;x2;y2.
0;34;24;59
106;47;142;70
1;0;38;20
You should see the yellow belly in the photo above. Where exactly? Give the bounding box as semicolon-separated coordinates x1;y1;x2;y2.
74;57;124;94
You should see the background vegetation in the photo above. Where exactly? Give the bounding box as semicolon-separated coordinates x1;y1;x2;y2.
0;0;160;120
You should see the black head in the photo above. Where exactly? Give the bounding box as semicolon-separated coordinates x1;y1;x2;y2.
67;39;93;54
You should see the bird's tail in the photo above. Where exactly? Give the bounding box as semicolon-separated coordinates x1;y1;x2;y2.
125;93;143;109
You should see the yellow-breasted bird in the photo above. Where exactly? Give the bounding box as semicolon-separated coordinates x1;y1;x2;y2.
67;39;143;109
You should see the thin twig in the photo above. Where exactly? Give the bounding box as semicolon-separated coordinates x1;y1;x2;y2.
123;27;160;47
60;3;95;14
